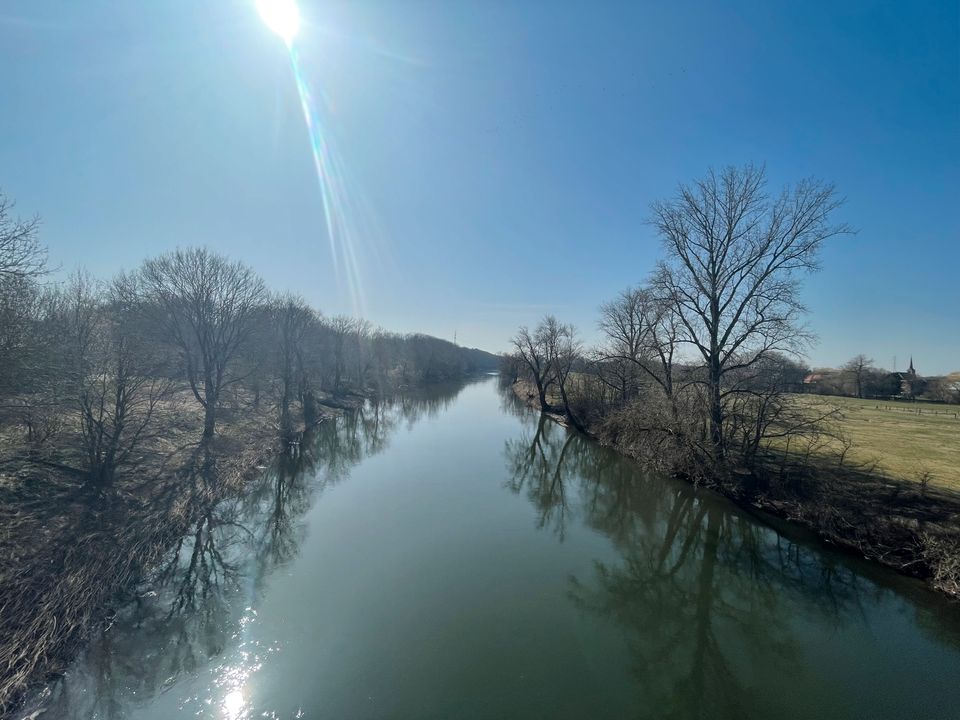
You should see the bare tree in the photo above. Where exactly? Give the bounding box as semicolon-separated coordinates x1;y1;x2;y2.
546;318;582;425
841;354;873;399
272;294;315;436
353;318;373;389
2;283;69;441
650;164;851;461
597;286;680;402
597;288;647;402
35;271;172;489
512;319;556;411
134;248;267;438
927;375;960;405
724;353;834;468
74;275;171;488
0;191;48;398
0;191;45;283
326;315;356;393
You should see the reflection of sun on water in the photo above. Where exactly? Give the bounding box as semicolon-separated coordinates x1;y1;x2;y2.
223;688;245;719
212;610;265;718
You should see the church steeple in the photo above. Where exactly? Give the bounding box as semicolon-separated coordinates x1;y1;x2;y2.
908;356;916;376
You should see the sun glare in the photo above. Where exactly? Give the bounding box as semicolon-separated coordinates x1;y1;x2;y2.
223;688;245;719
256;0;300;45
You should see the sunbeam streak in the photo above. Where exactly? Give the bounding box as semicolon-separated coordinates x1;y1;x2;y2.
259;0;369;315
287;46;368;315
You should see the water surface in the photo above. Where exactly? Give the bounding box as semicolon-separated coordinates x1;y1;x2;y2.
27;377;960;719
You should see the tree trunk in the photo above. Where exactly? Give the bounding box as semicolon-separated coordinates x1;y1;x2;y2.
203;405;216;439
303;390;318;426
558;380;585;432
536;380;550;412
709;355;725;463
202;369;218;439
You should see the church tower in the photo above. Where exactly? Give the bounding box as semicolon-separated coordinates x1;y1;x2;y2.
908;357;916;378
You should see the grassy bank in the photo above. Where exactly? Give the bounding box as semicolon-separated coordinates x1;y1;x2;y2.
791;394;960;492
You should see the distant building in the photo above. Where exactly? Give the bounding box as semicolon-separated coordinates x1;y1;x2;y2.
801;370;841;394
888;357;926;398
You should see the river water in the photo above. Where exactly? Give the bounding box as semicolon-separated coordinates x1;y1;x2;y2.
24;376;960;719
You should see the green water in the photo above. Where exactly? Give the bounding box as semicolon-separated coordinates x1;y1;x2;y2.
26;377;960;719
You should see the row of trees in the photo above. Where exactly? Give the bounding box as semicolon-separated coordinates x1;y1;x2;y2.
0;191;495;492
507;164;852;479
811;354;958;402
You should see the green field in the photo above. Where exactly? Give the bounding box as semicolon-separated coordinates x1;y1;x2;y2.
792;394;960;492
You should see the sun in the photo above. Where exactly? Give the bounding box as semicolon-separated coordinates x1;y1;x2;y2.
256;0;300;46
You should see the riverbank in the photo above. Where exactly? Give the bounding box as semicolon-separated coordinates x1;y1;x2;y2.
510;379;960;599
0;383;387;717
14;376;960;719
0;407;277;715
0;372;499;717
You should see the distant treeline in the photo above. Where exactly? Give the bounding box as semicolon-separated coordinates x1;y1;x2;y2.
803;356;960;403
0;188;497;487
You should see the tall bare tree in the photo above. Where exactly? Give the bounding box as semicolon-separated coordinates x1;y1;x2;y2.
134;248;267;438
651;164;851;461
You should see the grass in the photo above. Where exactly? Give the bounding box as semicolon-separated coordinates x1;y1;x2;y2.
791;394;960;492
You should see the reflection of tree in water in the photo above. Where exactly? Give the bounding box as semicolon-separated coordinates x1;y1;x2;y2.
498;381;541;421
502;413;885;719
32;383;467;719
392;380;462;429
504;415;575;539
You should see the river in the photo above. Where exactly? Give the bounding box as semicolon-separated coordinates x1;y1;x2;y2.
23;376;960;719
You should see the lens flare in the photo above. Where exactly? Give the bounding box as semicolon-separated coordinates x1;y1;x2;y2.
256;0;300;46
259;0;373;314
286;45;369;314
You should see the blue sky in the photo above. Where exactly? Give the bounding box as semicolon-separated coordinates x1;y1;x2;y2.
1;1;958;372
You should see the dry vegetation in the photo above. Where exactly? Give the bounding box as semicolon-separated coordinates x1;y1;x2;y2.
0;396;283;716
513;374;960;599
